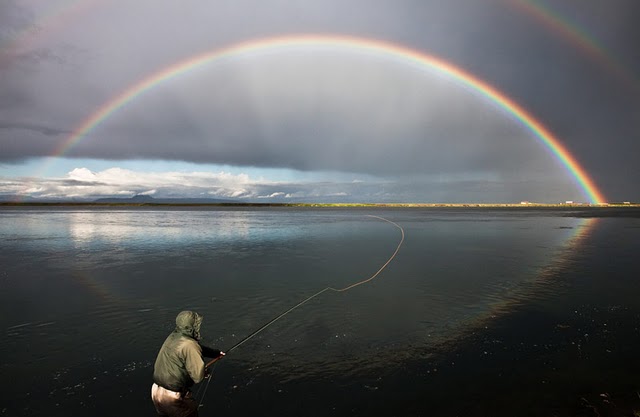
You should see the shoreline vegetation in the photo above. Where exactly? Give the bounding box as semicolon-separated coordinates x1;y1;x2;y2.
2;201;640;218
1;202;638;208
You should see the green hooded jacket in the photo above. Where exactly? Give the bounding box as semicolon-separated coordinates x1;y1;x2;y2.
153;311;207;392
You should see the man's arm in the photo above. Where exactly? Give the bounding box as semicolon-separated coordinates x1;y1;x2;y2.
184;342;205;384
199;344;222;358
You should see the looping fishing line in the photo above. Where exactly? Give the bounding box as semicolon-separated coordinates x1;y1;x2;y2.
197;214;404;407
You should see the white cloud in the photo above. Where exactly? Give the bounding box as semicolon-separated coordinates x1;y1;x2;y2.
0;164;587;204
68;167;96;181
257;192;286;199
2;167;271;200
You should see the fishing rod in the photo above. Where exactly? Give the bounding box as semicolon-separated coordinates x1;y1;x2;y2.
196;215;404;406
204;353;225;368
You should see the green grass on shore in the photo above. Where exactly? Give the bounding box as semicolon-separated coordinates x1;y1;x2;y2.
1;201;638;208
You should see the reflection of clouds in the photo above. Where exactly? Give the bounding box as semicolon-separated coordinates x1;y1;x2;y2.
68;211;105;244
66;209;311;248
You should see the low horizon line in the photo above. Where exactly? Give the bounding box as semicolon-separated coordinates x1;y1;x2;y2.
1;201;637;208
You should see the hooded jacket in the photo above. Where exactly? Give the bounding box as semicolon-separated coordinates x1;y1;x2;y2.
153;311;218;392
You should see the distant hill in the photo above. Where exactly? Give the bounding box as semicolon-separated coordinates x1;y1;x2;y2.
92;195;237;204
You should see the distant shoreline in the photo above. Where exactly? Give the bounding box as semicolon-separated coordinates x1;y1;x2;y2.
5;202;640;218
1;201;638;208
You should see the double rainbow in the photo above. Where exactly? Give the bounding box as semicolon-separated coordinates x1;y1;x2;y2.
55;35;606;204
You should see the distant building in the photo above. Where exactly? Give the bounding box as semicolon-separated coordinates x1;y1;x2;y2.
565;200;573;204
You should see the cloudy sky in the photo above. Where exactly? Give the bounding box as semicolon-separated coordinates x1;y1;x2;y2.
1;0;638;203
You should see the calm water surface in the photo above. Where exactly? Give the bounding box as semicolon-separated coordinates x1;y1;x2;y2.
1;207;639;416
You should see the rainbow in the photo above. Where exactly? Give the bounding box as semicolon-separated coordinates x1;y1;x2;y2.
56;34;606;204
511;0;636;90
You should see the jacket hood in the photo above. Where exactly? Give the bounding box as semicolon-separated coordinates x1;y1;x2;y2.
175;310;203;340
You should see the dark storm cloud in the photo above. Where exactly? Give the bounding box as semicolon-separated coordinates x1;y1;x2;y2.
0;2;76;70
0;122;67;162
0;121;69;137
1;0;639;201
40;52;565;180
0;1;33;40
427;1;640;202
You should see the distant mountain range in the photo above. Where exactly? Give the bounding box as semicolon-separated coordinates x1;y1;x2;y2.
92;195;237;204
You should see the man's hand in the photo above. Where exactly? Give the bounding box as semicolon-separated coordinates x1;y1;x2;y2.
204;351;226;368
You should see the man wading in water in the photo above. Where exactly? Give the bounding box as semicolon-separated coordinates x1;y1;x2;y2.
152;311;225;417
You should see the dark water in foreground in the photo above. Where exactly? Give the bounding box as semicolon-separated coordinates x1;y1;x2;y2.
1;207;639;416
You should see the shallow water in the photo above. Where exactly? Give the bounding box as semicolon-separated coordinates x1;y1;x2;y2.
1;207;638;416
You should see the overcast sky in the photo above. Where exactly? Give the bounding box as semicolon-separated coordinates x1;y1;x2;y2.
1;0;638;203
